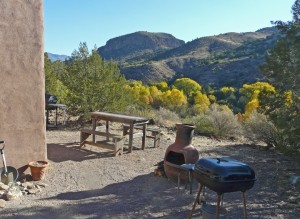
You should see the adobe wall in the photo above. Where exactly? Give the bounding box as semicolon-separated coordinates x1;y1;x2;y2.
0;1;46;171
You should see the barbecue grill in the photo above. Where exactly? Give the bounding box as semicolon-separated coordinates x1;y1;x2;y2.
45;93;67;127
194;157;255;194
45;93;58;106
189;157;256;219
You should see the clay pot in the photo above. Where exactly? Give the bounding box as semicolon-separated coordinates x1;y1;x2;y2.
28;161;48;181
164;123;199;181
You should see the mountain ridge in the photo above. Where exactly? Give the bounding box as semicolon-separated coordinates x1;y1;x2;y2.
97;27;279;87
47;27;279;88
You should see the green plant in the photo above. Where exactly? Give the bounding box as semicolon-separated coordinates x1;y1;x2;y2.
152;107;181;128
189;104;242;138
243;111;283;148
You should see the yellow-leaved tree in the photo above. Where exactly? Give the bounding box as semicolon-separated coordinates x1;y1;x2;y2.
173;78;201;103
240;82;276;119
161;88;187;108
126;81;152;105
193;91;211;114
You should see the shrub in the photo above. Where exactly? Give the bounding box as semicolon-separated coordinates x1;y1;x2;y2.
243;111;282;148
207;105;243;137
152;107;181;128
188;104;242;138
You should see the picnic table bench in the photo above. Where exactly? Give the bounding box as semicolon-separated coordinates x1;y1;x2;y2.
122;124;162;148
80;129;124;156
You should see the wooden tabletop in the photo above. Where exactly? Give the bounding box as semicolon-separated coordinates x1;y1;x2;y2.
90;112;150;124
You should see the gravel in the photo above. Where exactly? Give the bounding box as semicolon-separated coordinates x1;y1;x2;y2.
1;126;300;218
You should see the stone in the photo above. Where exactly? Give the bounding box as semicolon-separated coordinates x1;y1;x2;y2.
21;182;34;189
27;188;41;194
0;199;6;208
35;182;48;188
0;183;9;191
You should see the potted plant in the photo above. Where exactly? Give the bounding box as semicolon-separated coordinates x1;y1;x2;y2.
28;160;49;181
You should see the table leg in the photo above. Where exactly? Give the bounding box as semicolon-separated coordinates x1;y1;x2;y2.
188;184;203;219
62;107;66;125
142;123;147;150
128;123;134;153
55;107;58;126
242;192;248;219
106;121;109;141
92;119;96;143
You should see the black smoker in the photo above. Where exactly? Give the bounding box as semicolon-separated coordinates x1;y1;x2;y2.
189;157;256;219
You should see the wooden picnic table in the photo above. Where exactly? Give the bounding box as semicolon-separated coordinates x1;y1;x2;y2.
90;112;150;153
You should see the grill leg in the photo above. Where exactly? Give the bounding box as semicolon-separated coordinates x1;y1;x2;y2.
216;194;221;219
189;170;192;194
188;184;203;219
177;172;180;195
242;192;248;219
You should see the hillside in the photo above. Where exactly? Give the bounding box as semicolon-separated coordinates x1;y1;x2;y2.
98;27;280;88
97;31;185;61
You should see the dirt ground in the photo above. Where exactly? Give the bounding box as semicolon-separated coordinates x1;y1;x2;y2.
1;124;300;219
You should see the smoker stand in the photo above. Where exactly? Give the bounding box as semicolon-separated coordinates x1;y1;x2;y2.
46;103;67;127
177;164;195;195
189;184;249;219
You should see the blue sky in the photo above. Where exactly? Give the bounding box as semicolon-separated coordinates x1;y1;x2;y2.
44;0;296;56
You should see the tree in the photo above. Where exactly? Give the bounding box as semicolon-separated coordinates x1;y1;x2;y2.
173;78;201;100
260;0;300;96
259;0;300;152
193;91;210;114
61;43;129;118
44;53;69;102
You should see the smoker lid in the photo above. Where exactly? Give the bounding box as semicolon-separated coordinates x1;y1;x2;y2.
195;157;255;178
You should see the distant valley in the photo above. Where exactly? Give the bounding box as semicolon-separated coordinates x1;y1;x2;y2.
48;27;280;88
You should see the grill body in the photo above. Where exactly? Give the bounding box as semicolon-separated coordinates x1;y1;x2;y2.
194;157;256;194
45;93;58;105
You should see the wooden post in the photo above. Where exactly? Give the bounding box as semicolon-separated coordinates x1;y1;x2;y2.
128;123;134;153
92;118;96;143
141;123;147;150
106;120;109;141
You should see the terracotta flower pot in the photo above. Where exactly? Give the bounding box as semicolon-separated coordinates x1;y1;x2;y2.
28;161;49;181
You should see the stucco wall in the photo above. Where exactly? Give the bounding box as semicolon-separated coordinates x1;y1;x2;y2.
0;0;46;170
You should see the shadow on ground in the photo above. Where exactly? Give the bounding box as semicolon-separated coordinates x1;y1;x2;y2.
2;141;299;218
1;173;195;219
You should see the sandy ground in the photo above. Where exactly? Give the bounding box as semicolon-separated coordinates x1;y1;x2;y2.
1;125;300;219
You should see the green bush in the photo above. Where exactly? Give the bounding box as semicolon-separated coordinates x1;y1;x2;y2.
188;104;242;138
243;111;282;148
152;107;181;128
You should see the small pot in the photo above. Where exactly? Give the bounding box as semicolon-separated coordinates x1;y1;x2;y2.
28;161;49;181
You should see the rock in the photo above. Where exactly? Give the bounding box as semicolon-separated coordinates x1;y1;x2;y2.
0;199;6;208
21;182;34;189
27;188;41;194
288;196;299;204
4;189;22;201
35;182;48;188
0;183;9;191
